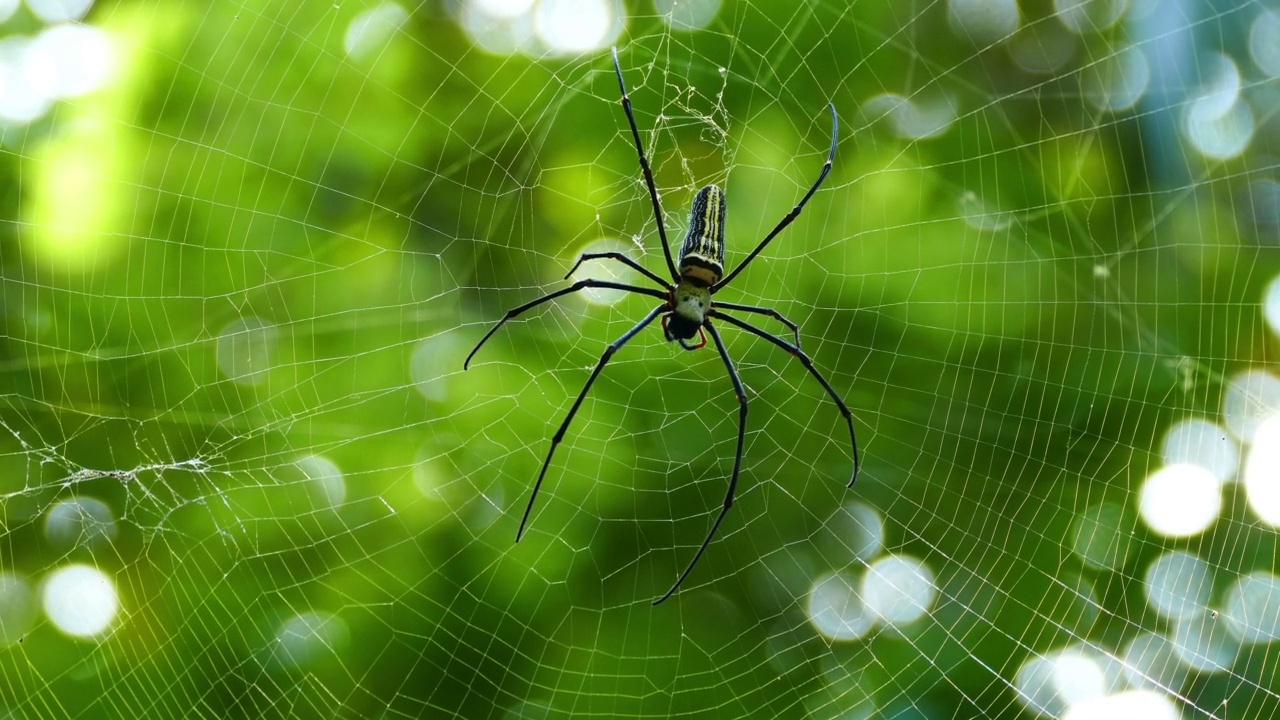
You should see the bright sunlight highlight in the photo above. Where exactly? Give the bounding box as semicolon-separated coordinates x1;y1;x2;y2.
1138;464;1221;538
533;0;614;53
42;564;118;638
1242;414;1280;526
460;0;617;55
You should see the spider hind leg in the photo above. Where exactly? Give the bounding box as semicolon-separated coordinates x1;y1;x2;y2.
653;319;746;604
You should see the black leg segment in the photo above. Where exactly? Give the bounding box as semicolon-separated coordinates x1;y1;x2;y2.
465;279;668;369
565;251;673;290
653;320;748;605
612;47;680;283
714;310;859;488
517;303;668;542
711;301;804;348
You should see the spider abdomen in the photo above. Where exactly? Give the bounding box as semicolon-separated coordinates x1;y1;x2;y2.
678;185;726;286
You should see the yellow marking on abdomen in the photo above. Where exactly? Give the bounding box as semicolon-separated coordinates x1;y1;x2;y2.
679;185;725;285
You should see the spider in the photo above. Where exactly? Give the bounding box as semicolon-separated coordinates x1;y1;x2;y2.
465;48;860;605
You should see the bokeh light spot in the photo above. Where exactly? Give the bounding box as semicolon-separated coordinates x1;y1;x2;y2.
0;37;54;124
1121;632;1187;690
807;571;873;640
1051;649;1107;706
1015;654;1064;717
1243;414;1280;526
26;23;116;101
1144;550;1210;621
1016;648;1123;717
1265;274;1280;339
533;0;614;54
861;93;956;139
861;555;936;627
1083;45;1149;112
344;2;408;61
476;0;535;18
296;455;347;508
1250;9;1280;78
1062;690;1179;720
655;0;721;31
269;611;349;669
1185;95;1253;161
216;317;277;386
820;502;883;566
1222;369;1280;442
44;497;118;549
1160;418;1238;483
1183;54;1253;161
412;334;461;403
948;0;1020;45
460;1;538;55
1009;23;1075;73
1247;180;1280;236
1054;0;1128;34
1138;464;1220;538
1171;611;1238;672
1223;571;1280;645
27;0;94;23
42;564;118;638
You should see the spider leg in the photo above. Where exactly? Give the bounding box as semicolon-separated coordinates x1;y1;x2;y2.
714;310;860;488
653;319;746;605
565;251;672;290
611;47;680;283
713;104;838;292
464;279;668;369
710;301;803;349
517;303;668;542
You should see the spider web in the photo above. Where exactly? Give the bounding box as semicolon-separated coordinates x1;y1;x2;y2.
2;0;1279;717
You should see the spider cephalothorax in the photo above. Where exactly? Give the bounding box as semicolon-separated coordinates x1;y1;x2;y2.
464;47;860;605
663;281;711;349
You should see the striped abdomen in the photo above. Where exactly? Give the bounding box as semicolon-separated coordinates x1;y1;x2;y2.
678;185;725;286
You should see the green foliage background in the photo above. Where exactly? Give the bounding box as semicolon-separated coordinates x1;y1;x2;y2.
2;0;1277;717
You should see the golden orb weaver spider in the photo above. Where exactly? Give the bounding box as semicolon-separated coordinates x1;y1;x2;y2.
465;48;861;605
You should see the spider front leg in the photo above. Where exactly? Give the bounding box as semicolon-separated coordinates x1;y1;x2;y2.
653;319;746;605
564;251;672;289
464;279;668;369
612;47;680;283
517;303;668;542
